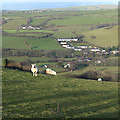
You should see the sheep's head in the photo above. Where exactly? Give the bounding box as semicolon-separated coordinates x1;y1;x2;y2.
31;64;36;67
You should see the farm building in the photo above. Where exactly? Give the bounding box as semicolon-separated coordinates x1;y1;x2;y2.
74;48;82;51
90;48;101;52
67;46;74;49
111;50;119;54
62;45;69;48
60;42;67;45
58;38;78;42
78;46;88;49
18;25;42;30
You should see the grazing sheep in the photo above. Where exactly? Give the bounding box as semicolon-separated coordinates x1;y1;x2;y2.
98;78;102;81
31;64;39;76
64;63;71;68
46;68;57;76
44;65;48;68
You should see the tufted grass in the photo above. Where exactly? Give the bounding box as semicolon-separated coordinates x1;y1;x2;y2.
2;68;118;118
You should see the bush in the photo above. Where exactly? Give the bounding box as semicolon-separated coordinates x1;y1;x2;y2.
20;62;31;72
6;60;22;69
3;59;31;72
2;59;8;67
78;70;118;82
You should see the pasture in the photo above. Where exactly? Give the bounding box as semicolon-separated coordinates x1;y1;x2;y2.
2;6;119;118
2;68;118;118
2;9;118;49
2;36;63;50
82;25;118;47
2;18;28;30
47;13;117;26
3;30;53;34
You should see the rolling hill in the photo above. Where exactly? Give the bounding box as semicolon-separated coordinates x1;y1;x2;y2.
82;25;118;47
2;68;118;118
2;36;63;50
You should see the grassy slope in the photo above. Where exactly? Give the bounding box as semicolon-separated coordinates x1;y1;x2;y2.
54;5;118;11
2;68;118;118
2;36;63;50
3;30;53;34
2;18;28;30
83;25;118;47
2;9;118;49
2;36;27;49
47;14;117;26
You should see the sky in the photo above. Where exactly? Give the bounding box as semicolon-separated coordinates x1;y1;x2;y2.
0;0;119;3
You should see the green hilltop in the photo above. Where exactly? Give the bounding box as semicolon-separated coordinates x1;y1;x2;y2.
82;25;118;47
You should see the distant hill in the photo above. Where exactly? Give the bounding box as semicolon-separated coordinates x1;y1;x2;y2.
46;5;118;11
82;25;118;47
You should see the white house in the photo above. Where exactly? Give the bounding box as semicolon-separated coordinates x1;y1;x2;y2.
102;50;106;53
111;50;119;54
58;38;78;42
91;48;101;52
95;60;101;64
89;46;92;48
22;27;26;29
62;45;69;48
60;42;67;45
67;46;74;49
78;46;88;49
74;48;82;51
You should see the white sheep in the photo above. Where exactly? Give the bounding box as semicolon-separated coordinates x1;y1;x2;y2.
98;78;102;81
46;68;57;76
31;64;39;76
64;63;71;68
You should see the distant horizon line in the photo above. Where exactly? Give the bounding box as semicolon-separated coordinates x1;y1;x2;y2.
1;1;120;4
1;2;118;11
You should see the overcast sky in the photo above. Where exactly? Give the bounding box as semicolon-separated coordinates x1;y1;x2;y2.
1;0;119;3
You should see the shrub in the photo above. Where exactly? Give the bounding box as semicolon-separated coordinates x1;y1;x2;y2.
20;62;31;72
6;60;22;69
2;59;8;67
3;59;31;72
78;70;118;82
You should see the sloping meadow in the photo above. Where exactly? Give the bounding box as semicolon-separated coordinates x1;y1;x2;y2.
2;68;118;118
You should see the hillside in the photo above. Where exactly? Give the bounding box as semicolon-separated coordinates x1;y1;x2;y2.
2;8;118;50
2;36;63;50
53;5;118;11
2;6;119;119
2;68;118;118
82;25;118;47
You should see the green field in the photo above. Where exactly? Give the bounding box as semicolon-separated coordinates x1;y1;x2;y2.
2;36;63;50
2;68;118;118
47;14;117;26
2;18;28;30
3;56;52;62
3;30;53;34
2;9;118;49
2;6;119;119
82;25;118;47
30;17;49;26
3;30;54;38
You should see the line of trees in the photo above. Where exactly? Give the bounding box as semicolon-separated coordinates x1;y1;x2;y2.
3;59;31;72
2;48;74;58
89;23;117;30
2;31;53;39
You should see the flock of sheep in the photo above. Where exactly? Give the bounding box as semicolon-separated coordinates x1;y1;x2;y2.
31;64;57;76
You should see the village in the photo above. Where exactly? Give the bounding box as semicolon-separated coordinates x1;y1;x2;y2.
18;25;43;30
58;38;119;56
